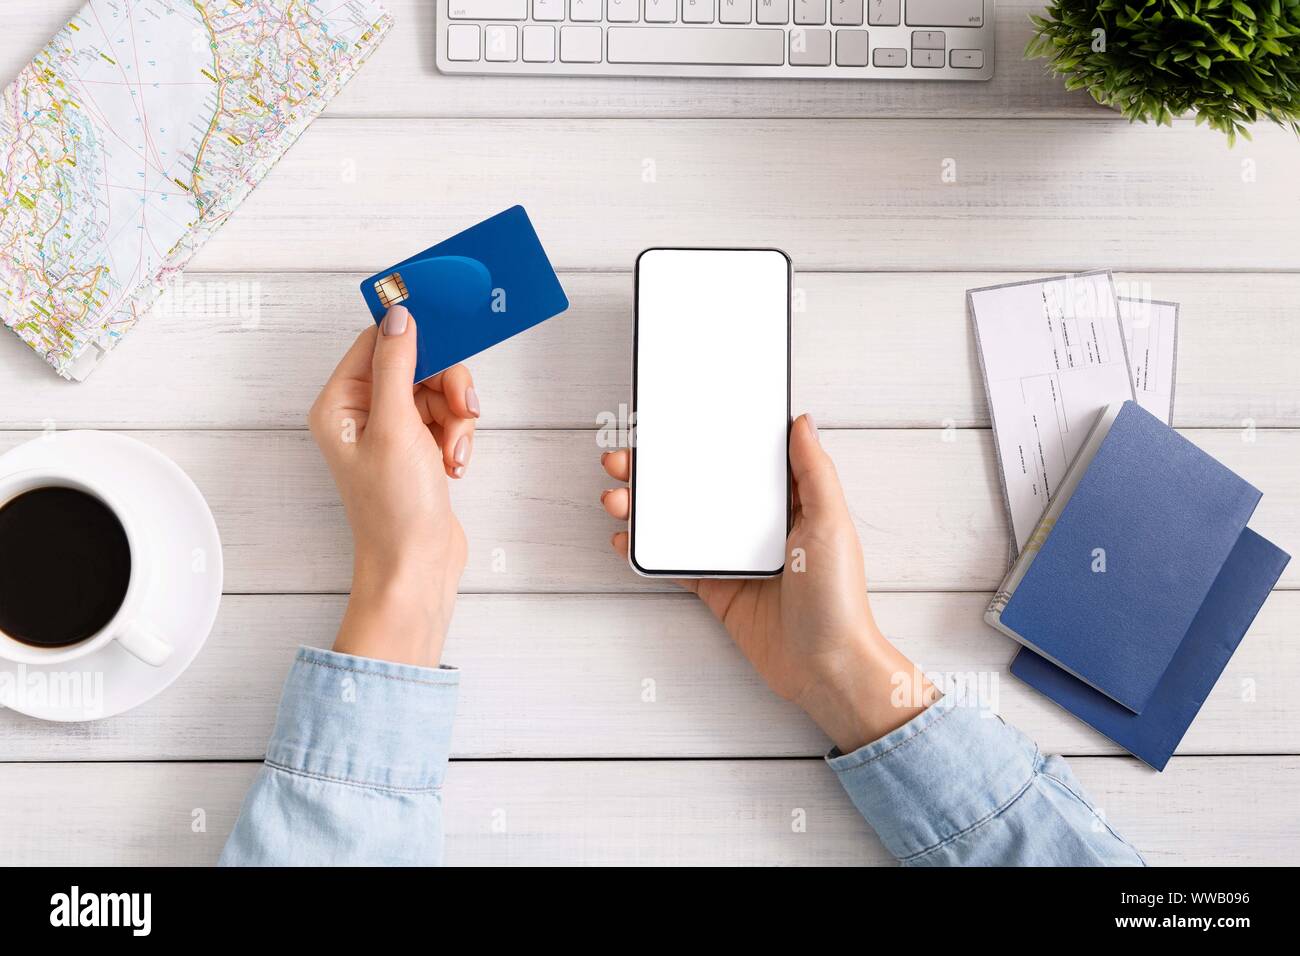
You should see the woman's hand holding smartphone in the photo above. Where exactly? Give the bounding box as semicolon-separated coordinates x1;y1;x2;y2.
615;247;937;753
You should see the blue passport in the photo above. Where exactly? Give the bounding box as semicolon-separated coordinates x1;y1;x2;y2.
1011;528;1289;770
987;401;1265;714
360;206;569;383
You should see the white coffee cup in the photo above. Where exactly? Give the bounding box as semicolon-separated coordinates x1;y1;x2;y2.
0;468;172;667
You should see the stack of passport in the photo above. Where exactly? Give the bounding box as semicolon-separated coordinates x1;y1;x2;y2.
986;400;1290;770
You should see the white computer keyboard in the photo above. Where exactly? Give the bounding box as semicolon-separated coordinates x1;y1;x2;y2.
436;0;994;79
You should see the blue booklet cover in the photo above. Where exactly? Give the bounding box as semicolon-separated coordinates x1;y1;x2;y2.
1011;527;1289;769
999;402;1262;713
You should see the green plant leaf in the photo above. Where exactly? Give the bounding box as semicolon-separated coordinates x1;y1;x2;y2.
1026;0;1300;141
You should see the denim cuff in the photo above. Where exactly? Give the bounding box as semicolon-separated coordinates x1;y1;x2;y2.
826;695;1037;862
265;646;460;793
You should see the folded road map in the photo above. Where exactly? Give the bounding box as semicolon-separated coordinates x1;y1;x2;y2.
1;0;392;379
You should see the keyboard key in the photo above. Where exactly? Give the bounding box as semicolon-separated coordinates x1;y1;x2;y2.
835;28;868;65
872;46;905;66
560;25;603;61
570;0;602;21
486;24;518;60
720;0;752;23
832;0;863;26
866;0;898;26
449;0;527;18
906;0;983;27
645;0;677;21
607;26;785;63
950;48;983;68
486;23;514;60
912;48;943;66
607;0;640;19
756;0;789;23
682;0;715;22
794;0;826;24
523;24;556;61
911;30;944;49
447;24;481;60
789;27;831;64
533;0;563;18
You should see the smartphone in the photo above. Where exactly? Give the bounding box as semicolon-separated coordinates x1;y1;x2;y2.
630;247;791;578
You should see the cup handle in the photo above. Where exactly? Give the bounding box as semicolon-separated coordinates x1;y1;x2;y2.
116;621;173;667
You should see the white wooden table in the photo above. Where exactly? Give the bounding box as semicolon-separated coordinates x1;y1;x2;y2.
3;0;1298;866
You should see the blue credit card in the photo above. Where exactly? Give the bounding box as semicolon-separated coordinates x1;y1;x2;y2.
360;206;569;383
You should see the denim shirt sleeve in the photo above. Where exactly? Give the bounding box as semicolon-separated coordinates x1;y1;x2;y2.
219;647;458;867
827;695;1146;866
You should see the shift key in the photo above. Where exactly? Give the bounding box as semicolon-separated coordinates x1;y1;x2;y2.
905;0;982;27
449;0;528;18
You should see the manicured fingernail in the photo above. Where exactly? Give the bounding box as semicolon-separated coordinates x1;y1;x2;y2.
600;489;610;502
453;465;465;479
805;414;819;443
466;386;480;418
454;435;470;466
383;305;409;336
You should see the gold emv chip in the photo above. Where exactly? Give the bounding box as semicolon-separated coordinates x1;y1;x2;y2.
374;272;409;308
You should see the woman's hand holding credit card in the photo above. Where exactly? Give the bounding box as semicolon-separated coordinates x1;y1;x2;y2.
308;305;479;669
304;205;564;668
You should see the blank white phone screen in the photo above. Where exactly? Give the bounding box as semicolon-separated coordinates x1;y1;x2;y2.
632;249;789;575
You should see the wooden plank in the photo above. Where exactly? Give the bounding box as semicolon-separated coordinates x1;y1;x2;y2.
2;428;1294;593
2;591;1295;761
169;118;1300;274
0;756;1293;865
5;272;1298;431
0;1;1100;120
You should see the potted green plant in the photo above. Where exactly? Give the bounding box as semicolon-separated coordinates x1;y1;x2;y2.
1026;0;1300;143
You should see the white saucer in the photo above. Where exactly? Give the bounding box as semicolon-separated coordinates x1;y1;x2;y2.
0;431;223;721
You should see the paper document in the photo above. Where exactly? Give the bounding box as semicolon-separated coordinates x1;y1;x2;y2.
969;272;1136;556
1117;297;1179;425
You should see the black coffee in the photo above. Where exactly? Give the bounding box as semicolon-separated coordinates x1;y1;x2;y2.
0;487;131;647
